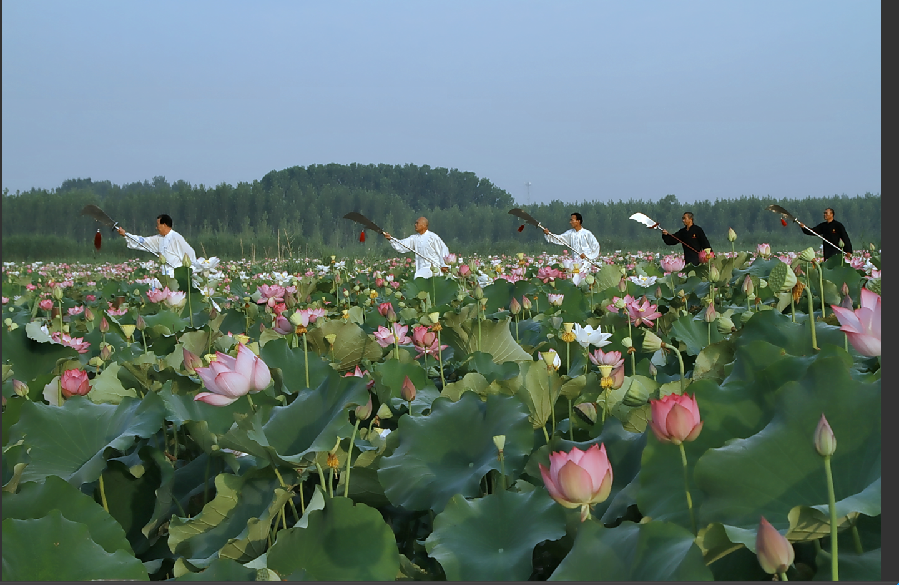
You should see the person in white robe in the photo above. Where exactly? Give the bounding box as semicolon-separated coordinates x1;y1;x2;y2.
384;217;450;279
543;212;601;264
117;213;198;279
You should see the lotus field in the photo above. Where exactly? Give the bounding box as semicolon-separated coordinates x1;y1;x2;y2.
0;244;881;581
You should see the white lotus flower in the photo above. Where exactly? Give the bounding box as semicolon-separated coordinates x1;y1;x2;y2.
628;275;658;287
573;323;612;349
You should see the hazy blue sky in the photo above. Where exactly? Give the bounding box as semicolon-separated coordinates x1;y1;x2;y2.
2;1;880;205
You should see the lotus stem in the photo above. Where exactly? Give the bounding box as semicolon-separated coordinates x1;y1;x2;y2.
58;377;63;407
673;347;686;394
344;419;360;498
678;442;697;536
627;320;636;375
303;333;310;388
314;459;328;496
806;285;819;350
542;425;550;445
172;424;179;460
437;329;446;389
568;399;574;441
790;293;796;323
247;394;257;413
188;285;194;328
850;516;863;554
708;321;712;347
824;456;838;580
98;473;109;513
203;455;211;506
817;262;826;319
779;571;789;581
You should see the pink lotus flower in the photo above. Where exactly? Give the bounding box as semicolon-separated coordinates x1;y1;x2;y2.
373;322;412;348
146;287;171;303
699;249;715;263
106;303;128;316
830;287;881;356
459;264;471;276
401;375;416;401
547;293;565;306
536;266;564;283
411;325;448;360
60;369;91;397
757;243;771;257
256;284;286;304
273;314;294;335
626;296;662;327
67;306;84;316
39;299;54;311
377;302;393;317
50;332;91;353
660;255;685;274
589;349;624;369
194;343;272;406
344;365;376;390
539;444;614;520
755;516;794;575
648;393;704;445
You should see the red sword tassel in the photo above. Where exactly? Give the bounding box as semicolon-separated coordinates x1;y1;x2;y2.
94;229;102;250
518;224;525;232
359;230;366;243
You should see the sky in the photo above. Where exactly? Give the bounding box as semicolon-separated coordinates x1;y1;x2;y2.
2;1;881;205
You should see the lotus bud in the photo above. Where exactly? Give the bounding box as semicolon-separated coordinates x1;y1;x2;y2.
799;247;816;262
401;375;416;402
656;286;663;298
386;306;397;323
183;347;203;374
585;275;595;286
99;316;110;333
493;435;506;453
648;362;657;378
84;307;95;322
473;285;484;300
838;239;844;249
869;243;875;251
135;314;146;331
618;277;628;293
814;413;837;457
51;285;64;301
642;330;665;353
703;302;717;323
510;297;521;315
100;342;113;361
727;227;737;242
355;395;373;421
376;402;393;420
521;296;532;311
709;265;720;282
841;282;849;297
755;516;795;576
575;402;598;425
13;379;28;398
742;275;755;297
120;324;136;340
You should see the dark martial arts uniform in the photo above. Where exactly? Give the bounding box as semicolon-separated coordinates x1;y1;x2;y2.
662;225;712;266
802;220;852;261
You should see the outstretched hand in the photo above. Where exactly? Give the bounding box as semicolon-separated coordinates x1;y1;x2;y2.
543;228;550;235
383;232;392;240
661;229;669;235
117;227;126;236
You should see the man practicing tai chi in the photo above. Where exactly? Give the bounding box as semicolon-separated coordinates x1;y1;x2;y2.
383;216;450;279
117;214;197;278
798;207;853;261
661;211;712;266
543;212;601;261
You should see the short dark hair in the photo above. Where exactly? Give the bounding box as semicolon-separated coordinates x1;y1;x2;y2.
571;212;583;223
683;212;694;220
157;214;173;228
825;208;835;215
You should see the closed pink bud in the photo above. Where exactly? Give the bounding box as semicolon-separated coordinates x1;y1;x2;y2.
100;316;109;333
13;379;28;397
401;375;416;402
510;297;522;315
183;347;203;374
521;296;532;310
539;444;613;517
814;413;837;457
648;393;703;445
84;307;95;322
755;516;794;575
60;369;91;398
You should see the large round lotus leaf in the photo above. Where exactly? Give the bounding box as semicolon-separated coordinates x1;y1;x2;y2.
549;520;713;581
306;320;385;372
157;385;245;434
3;324;79;383
174;557;259;581
441;314;534;364
733;309;846;356
87;361;138;404
267;496;399;581
401;275;459;308
6;393;165;486
219;369;367;466
695;355;880;547
260;337;334;393
371;357;431;404
2;474;133;555
2;511;148;581
425;490;566;581
377;392;534;512
100;458;160;555
669;312;727;356
814;548;881;581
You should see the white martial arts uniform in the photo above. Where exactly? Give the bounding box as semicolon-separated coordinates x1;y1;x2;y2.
389;230;450;279
545;228;600;261
124;229;197;278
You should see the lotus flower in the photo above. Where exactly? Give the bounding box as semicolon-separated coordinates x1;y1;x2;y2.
273;314;294;335
411;325;447;359
377;302;393;317
755;517;794;575
60;369;90;398
194;343;271;406
573;323;612;349
539;444;613;520
626;296;662;327
401;375;416;401
698;248;715;263
50;332;91;353
830;287;880;356
814;413;837;457
256;284;286;304
165;290;187;309
648;393;703;445
547;293;565;306
39;299;54;311
660;255;685;274
727;227;737;242
757;243;771;257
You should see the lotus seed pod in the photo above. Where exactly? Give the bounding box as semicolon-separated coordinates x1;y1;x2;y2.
493;435;506;452
642;330;664;353
799;247;816;262
376;403;393;420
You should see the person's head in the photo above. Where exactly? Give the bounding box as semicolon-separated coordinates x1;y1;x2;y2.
569;213;583;230
682;212;694;227
824;208;835;222
414;216;429;235
156;214;173;236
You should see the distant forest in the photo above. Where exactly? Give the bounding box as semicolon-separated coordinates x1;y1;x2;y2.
1;163;881;262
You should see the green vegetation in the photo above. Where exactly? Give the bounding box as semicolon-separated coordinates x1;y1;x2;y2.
1;164;880;261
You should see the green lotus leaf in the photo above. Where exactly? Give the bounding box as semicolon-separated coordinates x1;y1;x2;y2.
425;490;566;581
87;361;138;404
157;384;243;433
266;496;399;581
168;470;283;566
692;339;735;382
731;256;789;280
440;371;491;401
513;360;563;429
480;278;537;315
377;392;534;512
669;312;727;356
306;320;383;373
7;393;165;486
2;511;148;581
219;369;367;466
814;548;881;581
2;324;78;383
734;309;847;356
695;356;880;547
219;486;293;563
139;445;177;542
401;275;460;308
820;263;864;301
100;457;164;555
548;520;713;581
2;474;134;555
466;350;520;382
560;373;586;400
1;394;27;447
174;557;259;581
593;264;626;292
371;357;431;404
259;336;333;393
441;315;535;364
142;309;191;335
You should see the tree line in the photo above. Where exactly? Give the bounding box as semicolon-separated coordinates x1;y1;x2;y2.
1;163;881;262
